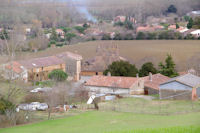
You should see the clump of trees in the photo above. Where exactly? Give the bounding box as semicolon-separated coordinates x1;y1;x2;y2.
166;5;177;14
48;70;68;82
139;62;157;77
114;17;134;30
103;61;138;77
104;55;178;78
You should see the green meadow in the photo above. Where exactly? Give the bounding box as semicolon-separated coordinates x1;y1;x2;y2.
0;111;200;133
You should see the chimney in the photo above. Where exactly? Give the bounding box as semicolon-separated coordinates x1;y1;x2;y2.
149;72;152;82
107;72;111;76
136;73;139;78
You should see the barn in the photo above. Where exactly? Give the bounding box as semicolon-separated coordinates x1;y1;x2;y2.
142;73;170;95
85;75;144;96
159;73;200;100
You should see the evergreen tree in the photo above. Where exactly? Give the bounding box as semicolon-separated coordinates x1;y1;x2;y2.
50;28;58;41
187;18;193;29
159;54;178;77
176;23;180;29
139;62;157;77
0;29;9;40
166;5;177;13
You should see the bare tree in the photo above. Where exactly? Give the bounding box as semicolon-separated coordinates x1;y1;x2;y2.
44;82;72;120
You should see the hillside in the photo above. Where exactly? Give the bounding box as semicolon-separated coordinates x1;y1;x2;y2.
16;40;200;71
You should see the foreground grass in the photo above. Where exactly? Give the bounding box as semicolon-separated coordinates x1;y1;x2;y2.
106;126;200;133
99;98;200;115
0;111;200;133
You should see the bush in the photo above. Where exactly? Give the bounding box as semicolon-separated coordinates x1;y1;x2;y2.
0;98;15;115
114;33;123;40
74;26;86;34
56;43;64;47
114;22;124;27
102;34;111;40
35;81;54;87
48;70;68;81
136;32;146;40
124;33;134;40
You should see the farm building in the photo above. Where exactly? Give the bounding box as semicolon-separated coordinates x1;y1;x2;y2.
142;73;170;95
159;73;200;100
3;56;65;82
190;29;200;38
187;10;200;17
114;16;136;24
85;75;144;95
81;44;127;76
56;51;83;81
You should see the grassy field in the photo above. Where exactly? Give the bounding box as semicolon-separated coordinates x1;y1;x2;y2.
98;97;200;115
1;98;200;133
13;40;200;71
0;111;200;133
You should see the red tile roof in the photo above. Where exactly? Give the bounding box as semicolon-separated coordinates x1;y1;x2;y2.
142;73;170;90
18;56;64;69
136;26;155;33
85;76;139;89
168;25;176;30
5;61;24;74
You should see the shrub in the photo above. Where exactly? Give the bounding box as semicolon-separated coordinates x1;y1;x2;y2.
0;98;15;115
136;32;146;40
74;26;86;34
48;70;68;81
102;34;111;40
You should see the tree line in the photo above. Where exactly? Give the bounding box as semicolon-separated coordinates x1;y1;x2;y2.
104;54;179;78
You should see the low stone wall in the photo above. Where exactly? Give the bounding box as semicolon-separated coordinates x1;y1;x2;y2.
160;89;192;100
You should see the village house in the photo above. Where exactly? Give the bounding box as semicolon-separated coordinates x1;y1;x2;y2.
136;26;155;33
56;51;83;81
190;29;200;38
182;29;196;37
3;56;65;82
114;16;137;24
168;24;177;30
176;27;188;33
142;73;170;95
85;75;144;96
187;10;200;17
56;29;65;38
159;73;200;100
136;25;164;33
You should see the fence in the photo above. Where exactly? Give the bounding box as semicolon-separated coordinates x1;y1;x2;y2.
96;96;200;115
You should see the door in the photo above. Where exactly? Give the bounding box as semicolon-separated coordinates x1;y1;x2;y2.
144;88;148;95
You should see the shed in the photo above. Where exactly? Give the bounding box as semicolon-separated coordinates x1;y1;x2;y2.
159;73;200;100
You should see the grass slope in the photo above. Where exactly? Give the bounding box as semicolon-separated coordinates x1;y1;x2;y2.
1;111;200;133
